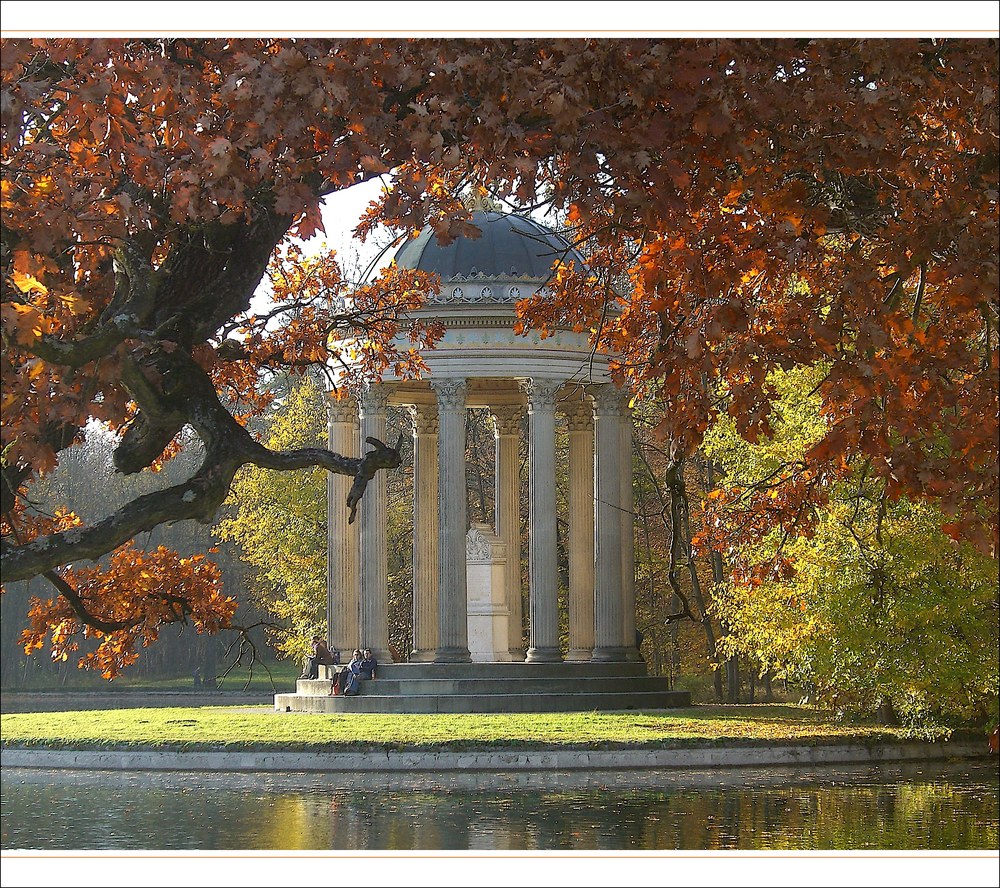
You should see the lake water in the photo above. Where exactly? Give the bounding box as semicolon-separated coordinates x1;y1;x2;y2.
2;760;997;850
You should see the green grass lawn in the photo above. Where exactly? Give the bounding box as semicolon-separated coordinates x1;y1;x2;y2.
0;703;953;751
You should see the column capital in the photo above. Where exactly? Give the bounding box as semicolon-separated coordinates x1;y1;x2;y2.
328;395;359;425
359;385;389;413
409;403;439;436
519;377;562;411
589;383;629;416
490;405;525;438
562;399;594;432
431;378;468;411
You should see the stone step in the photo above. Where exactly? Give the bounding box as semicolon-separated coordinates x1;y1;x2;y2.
274;690;691;714
364;662;650;680
295;675;672;696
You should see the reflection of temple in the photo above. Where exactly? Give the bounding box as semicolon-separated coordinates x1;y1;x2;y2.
275;210;690;713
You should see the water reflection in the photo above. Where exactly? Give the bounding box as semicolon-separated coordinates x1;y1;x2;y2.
2;762;996;851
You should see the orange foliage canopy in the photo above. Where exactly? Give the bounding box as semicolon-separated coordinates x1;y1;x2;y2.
22;543;233;679
1;39;997;673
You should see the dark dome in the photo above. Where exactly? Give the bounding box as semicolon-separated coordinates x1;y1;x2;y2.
393;211;585;279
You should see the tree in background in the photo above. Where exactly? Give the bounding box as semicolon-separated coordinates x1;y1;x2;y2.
215;375;329;663
2;39;996;681
702;365;999;726
216;370;417;663
0;424;269;685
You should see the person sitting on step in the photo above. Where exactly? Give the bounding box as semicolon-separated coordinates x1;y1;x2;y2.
302;635;336;680
331;649;363;696
359;648;378;681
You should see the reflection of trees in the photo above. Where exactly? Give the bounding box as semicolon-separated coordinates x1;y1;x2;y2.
2;771;997;851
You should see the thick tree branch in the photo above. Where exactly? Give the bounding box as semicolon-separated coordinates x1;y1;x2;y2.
2;432;404;582
11;311;137;367
42;569;143;633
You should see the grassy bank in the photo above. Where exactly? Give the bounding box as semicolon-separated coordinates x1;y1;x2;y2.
0;704;956;751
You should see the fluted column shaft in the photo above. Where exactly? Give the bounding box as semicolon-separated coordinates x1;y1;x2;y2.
565;400;596;661
358;387;389;661
327;397;360;655
620;411;640;661
410;404;439;661
432;379;471;662
522;378;563;662
592;385;628;661
492;406;525;660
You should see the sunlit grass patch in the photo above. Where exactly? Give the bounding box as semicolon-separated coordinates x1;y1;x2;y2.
0;703;949;751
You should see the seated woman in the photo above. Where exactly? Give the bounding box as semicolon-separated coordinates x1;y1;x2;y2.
330;649;363;696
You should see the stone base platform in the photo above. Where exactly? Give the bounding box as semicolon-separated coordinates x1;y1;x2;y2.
274;662;691;714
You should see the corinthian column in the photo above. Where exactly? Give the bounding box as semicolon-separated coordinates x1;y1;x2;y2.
327;396;360;655
432;378;471;662
620;410;641;661
592;384;628;661
358;386;389;661
520;378;563;663
564;399;595;661
410;403;439;662
491;405;525;660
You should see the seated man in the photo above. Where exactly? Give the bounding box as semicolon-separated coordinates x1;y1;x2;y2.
359;648;378;681
315;638;338;674
302;636;338;680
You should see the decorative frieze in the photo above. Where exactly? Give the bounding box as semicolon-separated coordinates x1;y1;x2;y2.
424;278;547;305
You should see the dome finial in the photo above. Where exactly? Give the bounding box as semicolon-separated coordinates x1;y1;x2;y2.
461;189;502;213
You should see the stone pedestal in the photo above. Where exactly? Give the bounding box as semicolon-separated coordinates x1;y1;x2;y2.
465;523;512;663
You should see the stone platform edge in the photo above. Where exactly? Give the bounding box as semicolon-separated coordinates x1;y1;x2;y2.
0;740;990;773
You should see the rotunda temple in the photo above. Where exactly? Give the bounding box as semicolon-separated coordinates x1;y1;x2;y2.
275;210;690;713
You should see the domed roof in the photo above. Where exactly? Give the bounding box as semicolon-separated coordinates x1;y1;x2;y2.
394;211;586;280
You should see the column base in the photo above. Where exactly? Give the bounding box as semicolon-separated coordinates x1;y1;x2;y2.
507;649;527;662
409;649;437;663
591;647;630;663
433;647;472;663
566;648;594;662
525;646;563;663
625;647;643;663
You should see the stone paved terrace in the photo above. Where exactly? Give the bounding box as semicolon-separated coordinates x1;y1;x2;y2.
275;662;692;714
